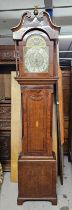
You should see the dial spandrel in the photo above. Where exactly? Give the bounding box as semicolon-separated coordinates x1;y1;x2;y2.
23;35;49;73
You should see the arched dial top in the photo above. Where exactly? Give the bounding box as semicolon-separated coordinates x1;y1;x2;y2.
23;34;49;73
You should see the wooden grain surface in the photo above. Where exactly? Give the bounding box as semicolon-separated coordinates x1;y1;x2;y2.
58;66;64;145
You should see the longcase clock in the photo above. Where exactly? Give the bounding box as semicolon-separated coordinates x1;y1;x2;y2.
12;10;60;205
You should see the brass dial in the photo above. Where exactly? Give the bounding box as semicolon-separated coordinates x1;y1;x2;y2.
23;34;49;73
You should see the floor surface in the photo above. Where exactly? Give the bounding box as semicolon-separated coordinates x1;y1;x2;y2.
0;157;72;210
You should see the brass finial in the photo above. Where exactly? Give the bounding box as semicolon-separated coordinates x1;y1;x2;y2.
34;6;38;16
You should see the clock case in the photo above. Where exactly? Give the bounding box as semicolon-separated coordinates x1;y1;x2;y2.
11;11;60;205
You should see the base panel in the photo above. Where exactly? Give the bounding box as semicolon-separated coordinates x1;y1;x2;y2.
18;155;57;205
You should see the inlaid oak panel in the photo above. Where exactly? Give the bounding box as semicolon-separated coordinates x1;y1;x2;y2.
22;88;53;156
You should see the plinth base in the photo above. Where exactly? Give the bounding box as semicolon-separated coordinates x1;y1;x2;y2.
18;154;57;205
17;196;57;205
